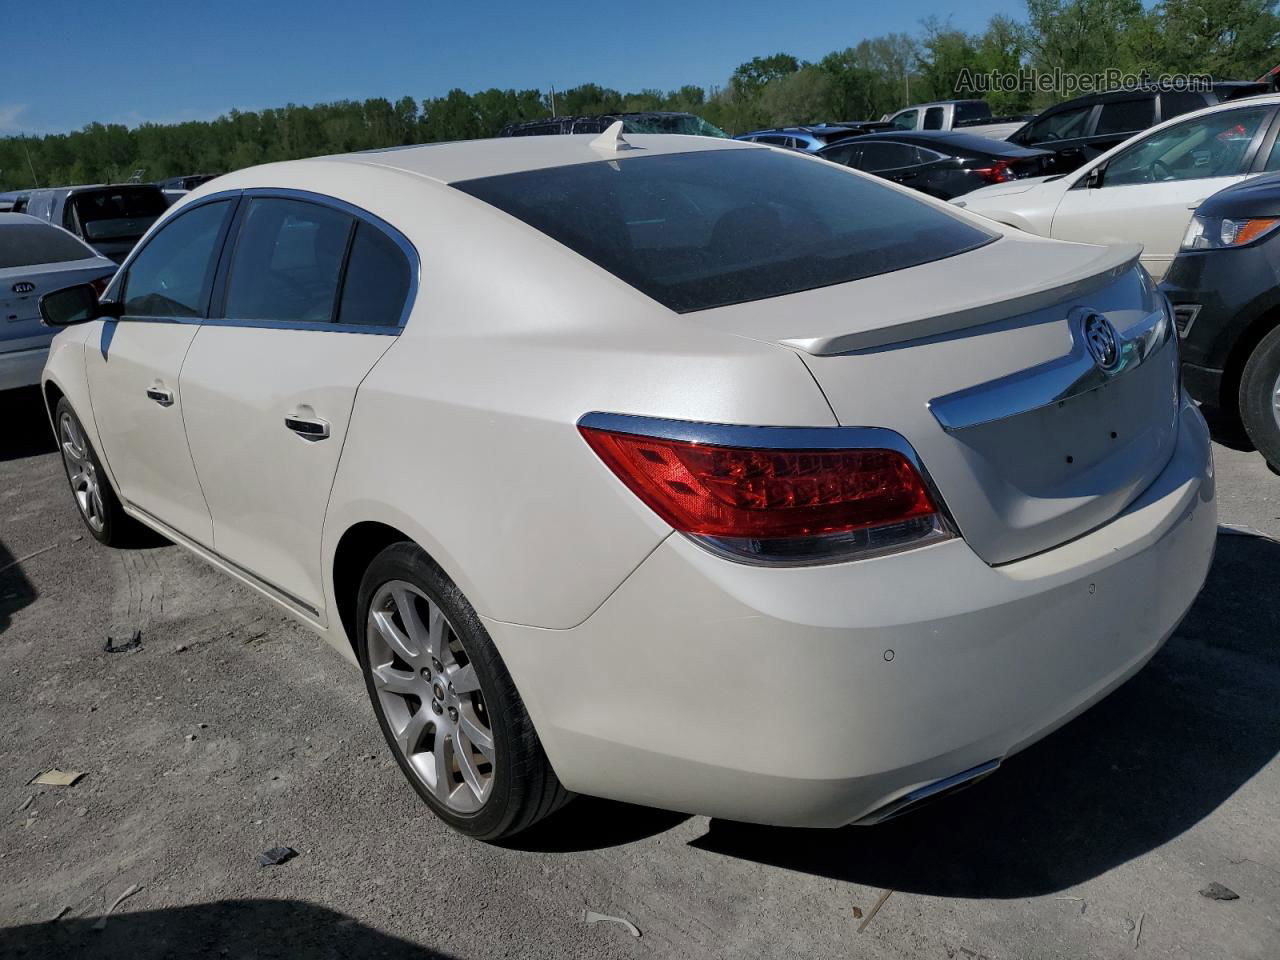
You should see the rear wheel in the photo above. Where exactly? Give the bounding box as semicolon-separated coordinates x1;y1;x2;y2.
1238;325;1280;469
54;398;145;545
356;542;569;840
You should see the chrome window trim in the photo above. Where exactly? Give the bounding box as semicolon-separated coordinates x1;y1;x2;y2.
104;187;420;336
928;303;1176;433
575;411;961;563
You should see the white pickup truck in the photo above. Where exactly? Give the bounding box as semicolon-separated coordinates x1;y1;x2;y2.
881;100;1032;140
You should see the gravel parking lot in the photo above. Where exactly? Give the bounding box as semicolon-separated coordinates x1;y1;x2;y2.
1;384;1278;960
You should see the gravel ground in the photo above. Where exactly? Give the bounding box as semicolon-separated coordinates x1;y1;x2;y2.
1;384;1278;960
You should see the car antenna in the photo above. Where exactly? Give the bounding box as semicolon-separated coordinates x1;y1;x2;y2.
589;120;639;155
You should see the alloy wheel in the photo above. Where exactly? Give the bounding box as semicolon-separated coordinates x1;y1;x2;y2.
59;412;105;533
366;580;495;813
1272;369;1280;434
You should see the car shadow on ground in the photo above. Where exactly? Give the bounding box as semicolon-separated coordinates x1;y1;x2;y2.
503;794;692;852
1;899;458;959
687;530;1280;898
0;386;56;462
0;539;37;636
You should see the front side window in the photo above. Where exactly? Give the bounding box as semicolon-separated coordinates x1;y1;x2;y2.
1019;105;1093;145
223;198;354;323
455;148;995;313
1094;98;1155;136
122;200;232;318
890;110;918;131
1103;107;1271;187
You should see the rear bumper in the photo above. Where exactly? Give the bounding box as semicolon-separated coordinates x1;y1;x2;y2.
487;397;1216;827
0;346;50;392
1182;361;1225;419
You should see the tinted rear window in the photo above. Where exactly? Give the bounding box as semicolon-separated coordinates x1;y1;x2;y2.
0;222;95;268
455;149;994;313
72;188;167;241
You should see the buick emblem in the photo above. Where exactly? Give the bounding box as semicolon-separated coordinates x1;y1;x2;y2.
12;281;34;294
1083;313;1120;372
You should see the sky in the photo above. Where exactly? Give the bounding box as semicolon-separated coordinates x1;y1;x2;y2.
2;0;1026;135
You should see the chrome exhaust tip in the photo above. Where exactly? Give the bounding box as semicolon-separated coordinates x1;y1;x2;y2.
854;758;1001;826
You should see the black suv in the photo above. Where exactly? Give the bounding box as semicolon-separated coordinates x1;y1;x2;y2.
1008;82;1272;172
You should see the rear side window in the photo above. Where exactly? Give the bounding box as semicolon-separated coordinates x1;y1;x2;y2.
123;200;232;318
923;107;945;130
1095;98;1155;136
0;222;96;268
224;198;354;323
455;149;995;313
337;222;411;326
1162;91;1209;121
856;142;920;171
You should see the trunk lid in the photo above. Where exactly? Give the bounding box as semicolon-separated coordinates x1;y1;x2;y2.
694;234;1180;564
1;259;115;354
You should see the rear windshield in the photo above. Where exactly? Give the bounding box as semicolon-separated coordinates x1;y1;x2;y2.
72;188;166;241
454;149;994;313
0;222;95;268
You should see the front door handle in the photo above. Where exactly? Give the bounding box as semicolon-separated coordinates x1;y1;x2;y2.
284;415;331;441
146;387;174;407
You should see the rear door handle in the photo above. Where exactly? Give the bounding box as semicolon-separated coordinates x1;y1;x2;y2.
146;387;174;407
284;415;331;441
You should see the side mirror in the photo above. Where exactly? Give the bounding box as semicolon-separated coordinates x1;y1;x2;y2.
1085;164;1106;189
39;284;122;327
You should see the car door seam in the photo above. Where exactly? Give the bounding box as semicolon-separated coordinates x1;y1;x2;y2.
175;322;217;547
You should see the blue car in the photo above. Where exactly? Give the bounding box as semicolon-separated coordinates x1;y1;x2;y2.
734;123;890;152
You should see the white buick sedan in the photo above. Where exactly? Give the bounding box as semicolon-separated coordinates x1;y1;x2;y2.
39;127;1216;840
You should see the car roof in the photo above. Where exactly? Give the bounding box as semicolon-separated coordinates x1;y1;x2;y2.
1037;82;1268;117
0;212;46;226
296;133;758;185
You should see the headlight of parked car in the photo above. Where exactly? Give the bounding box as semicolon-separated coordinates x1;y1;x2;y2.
1182;214;1280;250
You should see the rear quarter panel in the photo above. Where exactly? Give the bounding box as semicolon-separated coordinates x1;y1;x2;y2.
319;179;837;633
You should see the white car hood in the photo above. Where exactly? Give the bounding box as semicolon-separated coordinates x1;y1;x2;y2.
953;175;1060;204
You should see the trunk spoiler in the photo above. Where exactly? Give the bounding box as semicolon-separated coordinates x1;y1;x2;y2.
777;241;1143;356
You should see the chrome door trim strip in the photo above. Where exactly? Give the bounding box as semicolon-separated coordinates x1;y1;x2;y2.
927;303;1175;434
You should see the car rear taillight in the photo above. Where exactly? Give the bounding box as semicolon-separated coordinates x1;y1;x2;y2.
90;276;111;298
973;159;1013;184
579;416;954;565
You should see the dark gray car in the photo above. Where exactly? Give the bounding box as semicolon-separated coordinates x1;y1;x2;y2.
23;184;167;264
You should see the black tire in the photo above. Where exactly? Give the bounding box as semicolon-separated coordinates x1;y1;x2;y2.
1238;326;1280;470
53;398;148;546
356;542;570;840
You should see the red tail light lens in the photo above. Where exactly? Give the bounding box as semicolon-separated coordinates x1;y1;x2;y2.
973;159;1013;184
580;422;953;564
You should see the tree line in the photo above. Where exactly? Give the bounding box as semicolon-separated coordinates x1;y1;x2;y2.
3;0;1278;191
